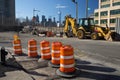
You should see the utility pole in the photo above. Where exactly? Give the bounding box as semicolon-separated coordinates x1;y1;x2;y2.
72;0;78;23
86;0;88;18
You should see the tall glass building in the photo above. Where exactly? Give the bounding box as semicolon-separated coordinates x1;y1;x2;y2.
94;0;120;30
0;0;15;29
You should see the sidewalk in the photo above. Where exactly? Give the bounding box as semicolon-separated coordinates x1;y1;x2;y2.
0;51;33;80
0;47;120;80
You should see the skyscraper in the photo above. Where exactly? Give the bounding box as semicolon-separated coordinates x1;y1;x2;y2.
41;15;46;27
0;0;15;29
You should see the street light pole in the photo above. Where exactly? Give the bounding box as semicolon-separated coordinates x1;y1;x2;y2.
86;0;88;18
76;2;78;22
72;0;78;23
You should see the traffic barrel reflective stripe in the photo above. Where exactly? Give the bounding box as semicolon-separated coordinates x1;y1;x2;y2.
52;57;60;60
59;45;75;73
60;64;75;68
51;50;60;53
51;50;60;60
41;47;50;50
28;39;38;57
13;44;21;46
13;39;22;55
14;49;22;51
28;45;37;47
41;52;51;56
40;40;51;60
51;42;62;65
28;50;37;53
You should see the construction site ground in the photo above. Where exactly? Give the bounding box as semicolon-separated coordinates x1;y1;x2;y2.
0;32;120;80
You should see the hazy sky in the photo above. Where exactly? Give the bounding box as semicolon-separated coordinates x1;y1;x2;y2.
16;0;98;21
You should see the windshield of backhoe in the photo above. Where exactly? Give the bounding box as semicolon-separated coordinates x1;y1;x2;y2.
79;18;95;27
89;19;95;26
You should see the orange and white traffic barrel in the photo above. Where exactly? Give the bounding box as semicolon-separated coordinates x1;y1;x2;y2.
28;39;38;57
49;42;62;68
13;39;22;55
56;45;76;77
40;40;51;60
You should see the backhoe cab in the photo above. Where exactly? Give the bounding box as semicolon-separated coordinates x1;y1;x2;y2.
64;15;113;41
78;18;95;39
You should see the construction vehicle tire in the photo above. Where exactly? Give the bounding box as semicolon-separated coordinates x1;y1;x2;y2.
91;32;99;40
77;30;85;39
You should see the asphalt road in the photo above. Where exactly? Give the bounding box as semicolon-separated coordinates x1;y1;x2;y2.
1;32;120;80
0;32;120;68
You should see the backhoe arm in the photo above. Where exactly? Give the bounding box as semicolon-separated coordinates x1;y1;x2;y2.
64;16;77;36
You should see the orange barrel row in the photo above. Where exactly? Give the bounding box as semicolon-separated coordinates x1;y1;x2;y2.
59;45;75;73
13;39;22;55
28;39;38;57
40;40;51;60
51;42;62;65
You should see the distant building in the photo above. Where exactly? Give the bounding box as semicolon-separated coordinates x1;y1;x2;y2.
94;0;120;30
41;15;46;27
0;0;15;30
53;17;57;27
48;17;52;27
41;15;46;22
41;15;57;27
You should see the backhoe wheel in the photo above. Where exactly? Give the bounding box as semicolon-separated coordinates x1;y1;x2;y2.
77;30;85;39
91;32;99;40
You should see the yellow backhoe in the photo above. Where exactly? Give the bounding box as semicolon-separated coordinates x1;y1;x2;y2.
64;15;113;41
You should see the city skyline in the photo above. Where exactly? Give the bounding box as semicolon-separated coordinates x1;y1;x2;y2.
16;0;98;22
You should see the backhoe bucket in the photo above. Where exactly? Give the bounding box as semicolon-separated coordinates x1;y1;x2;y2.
104;31;113;41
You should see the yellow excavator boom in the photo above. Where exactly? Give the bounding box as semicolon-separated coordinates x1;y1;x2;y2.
64;16;77;36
